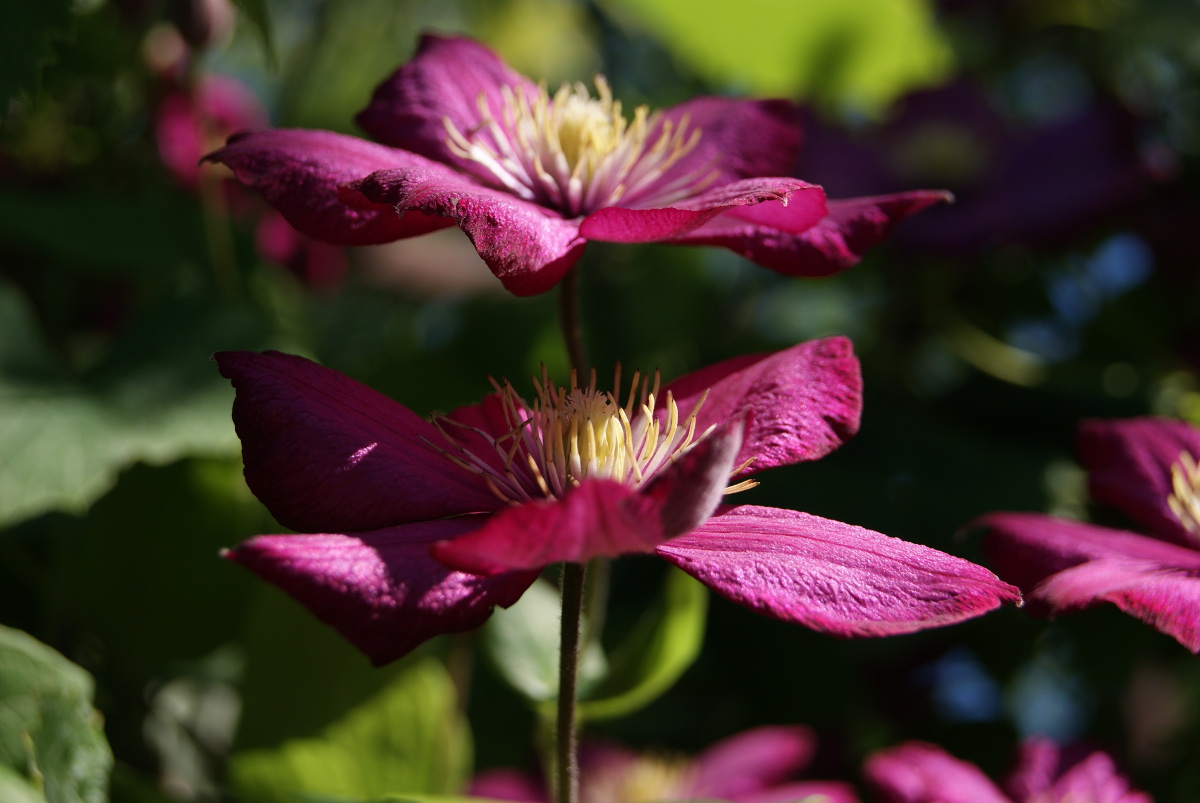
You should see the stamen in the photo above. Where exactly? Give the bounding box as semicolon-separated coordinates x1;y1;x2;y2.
1168;451;1200;541
443;77;715;216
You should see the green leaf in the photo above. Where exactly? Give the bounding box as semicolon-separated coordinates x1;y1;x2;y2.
597;0;953;115
0;0;74;108
0;626;113;803
230;0;277;68
230;658;471;802
578;567;707;721
482;578;606;703
0;280;269;528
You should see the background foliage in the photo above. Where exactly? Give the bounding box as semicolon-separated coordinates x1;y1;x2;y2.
2;0;1200;801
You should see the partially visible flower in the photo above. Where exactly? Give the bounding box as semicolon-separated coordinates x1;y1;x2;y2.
864;738;1151;803
472;725;858;803
215;341;1018;664
975;416;1200;652
204;33;949;296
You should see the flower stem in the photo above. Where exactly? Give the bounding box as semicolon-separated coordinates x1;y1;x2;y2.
558;265;588;375
555;560;586;803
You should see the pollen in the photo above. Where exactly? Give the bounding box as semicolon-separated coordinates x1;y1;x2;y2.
1168;451;1200;541
433;365;750;505
443;77;714;216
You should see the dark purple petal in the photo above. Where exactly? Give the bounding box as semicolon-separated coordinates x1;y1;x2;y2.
658;506;1021;637
355;33;538;173
214;351;500;533
225;517;539;666
433;422;744;574
651;96;803;188
579;179;825;242
979;512;1200;652
1077;416;1200;546
670;191;952;277
662;337;862;476
863;742;1012;803
204;129;452;244
351;165;586;296
686;725;815;799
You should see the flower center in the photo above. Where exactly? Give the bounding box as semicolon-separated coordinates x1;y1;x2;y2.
582;753;691;803
434;366;756;504
1168;450;1200;541
443;77;713;216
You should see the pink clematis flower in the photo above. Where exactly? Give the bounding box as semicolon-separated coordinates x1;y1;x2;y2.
472;724;859;803
864;738;1151;803
215;340;1018;665
976;417;1200;652
203;34;949;296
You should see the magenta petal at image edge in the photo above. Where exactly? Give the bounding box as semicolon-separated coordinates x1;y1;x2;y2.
864;738;1152;803
471;724;859;803
214;339;1018;665
202;33;950;296
975;416;1200;652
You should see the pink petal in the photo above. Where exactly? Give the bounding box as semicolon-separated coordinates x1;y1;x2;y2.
979;513;1200;652
863;742;1011;803
214;351;500;533
686;725;816;799
579;179;825;242
225;517;539;666
468;769;547;803
1007;739;1150;803
736;781;861;803
1077;416;1200;546
351;165;586;296
671;191;953;277
433;422;745;574
355;33;538;175
658;506;1020;637
205;129;452;245
661;337;862;476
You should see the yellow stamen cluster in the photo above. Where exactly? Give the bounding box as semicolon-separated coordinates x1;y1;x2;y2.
434;366;756;505
1168;451;1200;540
582;752;691;803
443;77;712;216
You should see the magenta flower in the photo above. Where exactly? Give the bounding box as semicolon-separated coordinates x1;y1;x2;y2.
215;340;1018;665
864;738;1151;803
203;34;949;296
471;724;858;803
976;416;1200;652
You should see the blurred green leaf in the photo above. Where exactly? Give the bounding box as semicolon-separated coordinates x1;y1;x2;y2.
0;281;269;527
0;625;112;803
0;0;73;109
578;567;706;721
597;0;953;114
230;657;471;802
0;766;44;803
482;578;606;703
231;0;277;67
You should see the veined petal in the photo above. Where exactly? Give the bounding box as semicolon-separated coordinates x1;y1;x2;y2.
578;179;825;243
670;191;952;277
204;129;452;244
658;506;1020;637
1077;416;1200;546
662;337;862;475
864;742;1012;803
215;351;500;533
225;517;538;666
356;33;538;172
351;165;586;296
686;725;815;799
433;422;744;574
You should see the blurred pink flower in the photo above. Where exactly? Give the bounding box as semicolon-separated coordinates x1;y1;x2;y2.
205;33;948;296
472;725;859;803
865;738;1151;803
976;416;1200;652
215;342;1018;664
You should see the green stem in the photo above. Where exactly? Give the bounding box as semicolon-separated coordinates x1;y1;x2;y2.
558;265;588;375
555;561;586;803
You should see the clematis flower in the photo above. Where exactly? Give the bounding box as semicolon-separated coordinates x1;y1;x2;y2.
203;33;949;296
864;738;1151;803
975;416;1200;652
215;339;1019;665
471;724;858;803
